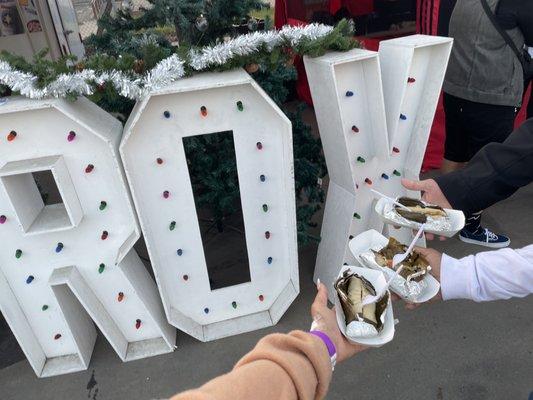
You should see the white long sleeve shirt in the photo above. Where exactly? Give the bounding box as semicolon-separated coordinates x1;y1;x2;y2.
440;245;533;302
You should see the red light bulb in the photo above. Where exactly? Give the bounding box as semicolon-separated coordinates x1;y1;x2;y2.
392;147;400;153
85;164;94;173
117;292;124;302
364;178;373;185
54;334;62;340
101;230;108;240
200;106;207;117
67;131;76;142
7;131;17;141
163;190;170;199
135;319;141;329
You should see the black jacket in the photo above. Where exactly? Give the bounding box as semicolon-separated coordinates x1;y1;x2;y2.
436;118;533;214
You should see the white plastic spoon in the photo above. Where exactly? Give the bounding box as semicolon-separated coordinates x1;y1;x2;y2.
370;189;410;211
361;224;425;306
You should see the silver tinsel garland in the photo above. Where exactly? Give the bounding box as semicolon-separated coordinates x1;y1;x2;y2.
0;23;333;101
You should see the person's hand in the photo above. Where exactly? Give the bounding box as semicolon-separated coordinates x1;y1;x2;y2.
401;178;451;208
414;246;442;281
310;281;367;362
401;178;452;241
403;246;443;310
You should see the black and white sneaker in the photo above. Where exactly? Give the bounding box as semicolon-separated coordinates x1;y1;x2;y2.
459;228;510;248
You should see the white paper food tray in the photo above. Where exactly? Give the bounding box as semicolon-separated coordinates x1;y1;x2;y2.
334;265;395;347
349;230;440;303
374;197;465;237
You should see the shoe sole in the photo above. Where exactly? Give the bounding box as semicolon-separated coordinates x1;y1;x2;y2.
459;235;510;248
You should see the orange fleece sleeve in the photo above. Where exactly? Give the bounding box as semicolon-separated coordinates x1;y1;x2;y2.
170;330;333;400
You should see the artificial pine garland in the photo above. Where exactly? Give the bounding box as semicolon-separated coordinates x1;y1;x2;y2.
0;21;358;100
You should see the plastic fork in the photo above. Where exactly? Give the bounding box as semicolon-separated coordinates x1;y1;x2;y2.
370;189;410;211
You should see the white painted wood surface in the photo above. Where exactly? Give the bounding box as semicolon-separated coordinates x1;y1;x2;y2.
0;97;175;377
121;69;299;342
304;35;453;298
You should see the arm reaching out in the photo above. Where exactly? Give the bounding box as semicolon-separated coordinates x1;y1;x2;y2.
171;331;332;400
436;119;533;215
170;284;365;400
402;119;533;216
441;245;533;302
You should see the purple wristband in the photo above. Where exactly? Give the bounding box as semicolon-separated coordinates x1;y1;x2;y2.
309;331;336;358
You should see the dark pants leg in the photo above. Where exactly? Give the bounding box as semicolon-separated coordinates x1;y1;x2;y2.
443;93;517;232
443;93;516;162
